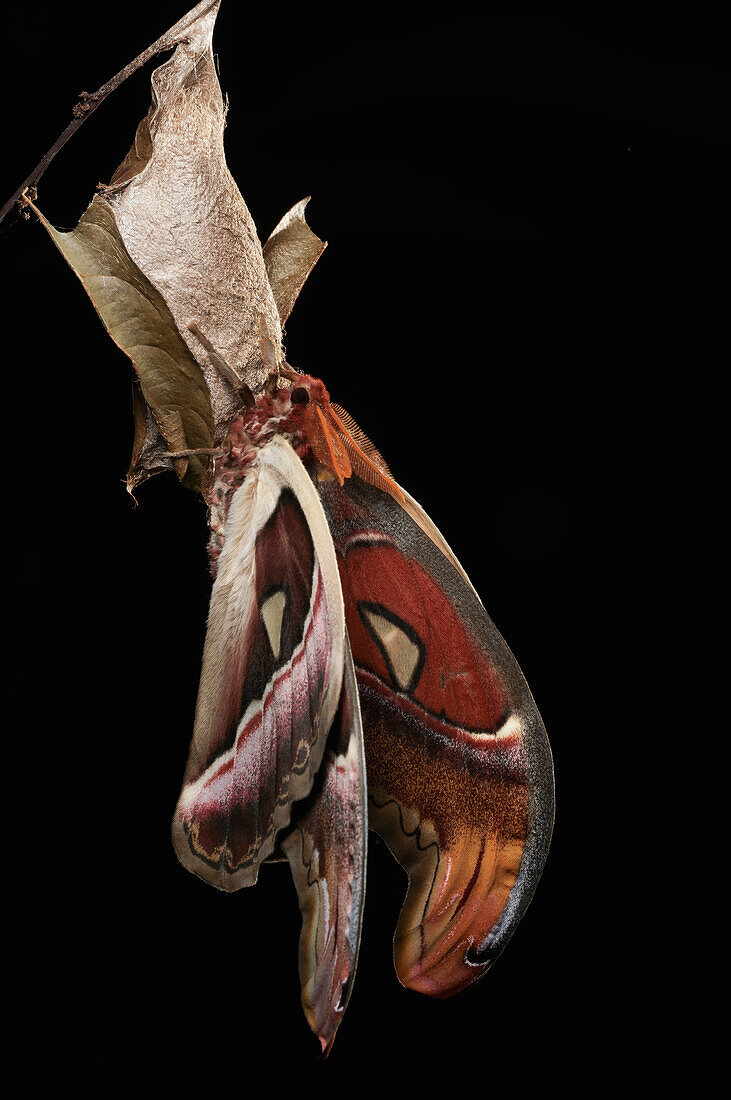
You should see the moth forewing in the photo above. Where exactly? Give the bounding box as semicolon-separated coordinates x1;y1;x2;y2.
315;472;554;997
172;436;346;891
392;483;482;599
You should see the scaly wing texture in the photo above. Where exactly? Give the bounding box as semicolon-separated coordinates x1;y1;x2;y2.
172;437;345;890
317;474;554;997
282;635;367;1056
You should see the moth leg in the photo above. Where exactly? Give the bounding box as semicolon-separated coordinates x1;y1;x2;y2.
264;362;301;397
264;365;301;394
256;313;284;378
188;322;255;408
166;440;231;460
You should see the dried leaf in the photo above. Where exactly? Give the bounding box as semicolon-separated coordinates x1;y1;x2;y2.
34;196;213;491
263;198;327;326
128;380;177;493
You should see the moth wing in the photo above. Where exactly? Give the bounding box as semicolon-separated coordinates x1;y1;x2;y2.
172;435;345;891
317;474;554;997
282;633;367;1056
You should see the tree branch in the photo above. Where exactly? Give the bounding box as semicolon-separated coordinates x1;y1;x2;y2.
0;0;221;227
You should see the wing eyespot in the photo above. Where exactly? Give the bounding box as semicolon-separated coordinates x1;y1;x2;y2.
260;585;288;661
357;600;426;695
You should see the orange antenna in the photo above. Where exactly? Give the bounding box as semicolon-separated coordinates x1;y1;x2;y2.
327;404;404;500
306;404;352;484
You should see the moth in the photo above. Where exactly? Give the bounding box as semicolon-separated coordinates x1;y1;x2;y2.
12;0;554;1057
170;359;555;1053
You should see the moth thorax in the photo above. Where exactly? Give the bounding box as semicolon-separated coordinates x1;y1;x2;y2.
206;395;307;575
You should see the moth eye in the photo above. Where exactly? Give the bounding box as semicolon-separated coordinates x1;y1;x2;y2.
290;387;310;405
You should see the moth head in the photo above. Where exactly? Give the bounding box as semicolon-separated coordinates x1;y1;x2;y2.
287;375;330;410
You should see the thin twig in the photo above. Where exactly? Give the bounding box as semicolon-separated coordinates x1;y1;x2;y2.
0;0;220;227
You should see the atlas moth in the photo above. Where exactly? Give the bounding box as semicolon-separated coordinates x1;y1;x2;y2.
171;328;555;1054
16;5;553;1051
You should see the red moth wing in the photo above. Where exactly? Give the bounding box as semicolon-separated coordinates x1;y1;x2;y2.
172;436;345;891
281;634;367;1056
316;473;554;997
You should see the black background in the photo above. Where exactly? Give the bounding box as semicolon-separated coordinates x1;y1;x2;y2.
2;2;724;1087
